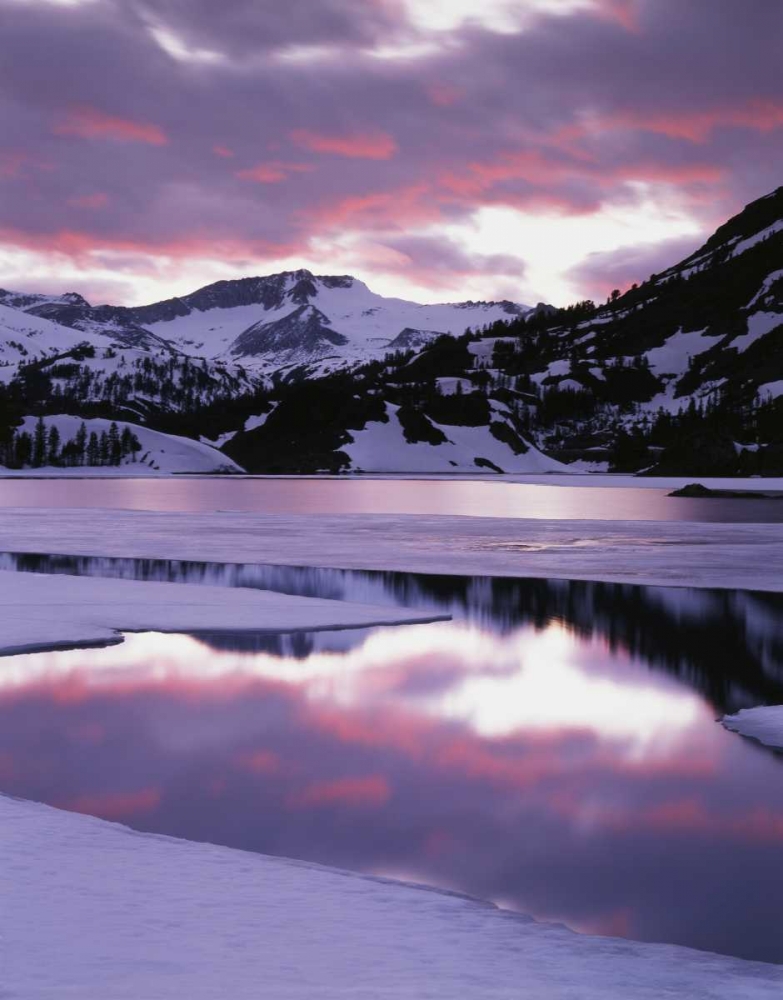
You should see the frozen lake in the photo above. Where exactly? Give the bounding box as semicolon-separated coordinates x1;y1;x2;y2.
0;475;782;520
1;555;782;963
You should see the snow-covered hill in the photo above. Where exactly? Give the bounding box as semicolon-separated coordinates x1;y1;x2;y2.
4;416;243;475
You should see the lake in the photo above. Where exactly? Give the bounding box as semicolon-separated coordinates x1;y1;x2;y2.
1;555;781;963
0;476;782;520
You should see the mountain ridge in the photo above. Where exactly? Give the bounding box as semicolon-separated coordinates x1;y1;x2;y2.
0;186;781;474
0;269;530;375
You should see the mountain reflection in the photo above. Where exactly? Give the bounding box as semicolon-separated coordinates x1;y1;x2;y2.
3;551;783;710
0;607;782;962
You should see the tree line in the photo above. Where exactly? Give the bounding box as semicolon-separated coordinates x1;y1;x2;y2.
0;418;142;469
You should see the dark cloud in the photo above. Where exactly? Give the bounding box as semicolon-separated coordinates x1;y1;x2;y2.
377;233;526;291
566;235;702;300
0;0;781;302
131;0;405;56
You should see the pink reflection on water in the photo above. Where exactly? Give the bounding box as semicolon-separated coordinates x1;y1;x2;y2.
0;477;780;521
0;620;781;960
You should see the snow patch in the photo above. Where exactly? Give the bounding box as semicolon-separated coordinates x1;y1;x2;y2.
644;329;717;376
344;403;565;474
757;379;783;401
731;218;783;257
730;312;781;353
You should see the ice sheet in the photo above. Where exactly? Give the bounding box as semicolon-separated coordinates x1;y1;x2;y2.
0;569;446;655
722;706;783;750
1;509;782;591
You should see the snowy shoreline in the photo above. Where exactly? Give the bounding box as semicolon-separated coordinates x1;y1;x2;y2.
0;570;447;657
3;793;781;999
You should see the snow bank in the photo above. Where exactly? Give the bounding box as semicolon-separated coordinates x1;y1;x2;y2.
0;570;446;655
722;706;783;751
2;794;780;1000
2;508;783;592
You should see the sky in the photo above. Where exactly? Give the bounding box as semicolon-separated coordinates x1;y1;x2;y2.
1;0;782;308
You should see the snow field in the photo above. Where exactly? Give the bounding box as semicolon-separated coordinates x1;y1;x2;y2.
344;403;565;473
2;793;781;999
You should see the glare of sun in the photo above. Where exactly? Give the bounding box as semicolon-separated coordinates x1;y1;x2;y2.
400;0;594;33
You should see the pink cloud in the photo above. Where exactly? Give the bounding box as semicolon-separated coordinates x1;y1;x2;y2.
236;161;315;183
306;182;438;231
427;83;463;107
67;192;109;209
286;774;391;809
0;225;300;265
0;152;29;179
439;150;575;197
213;145;235;158
54;106;168;146
290;129;398;160
557;99;783;145
592;0;640;33
235;749;282;774
65;787;161;821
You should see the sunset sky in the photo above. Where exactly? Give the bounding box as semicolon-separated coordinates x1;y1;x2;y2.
1;0;781;307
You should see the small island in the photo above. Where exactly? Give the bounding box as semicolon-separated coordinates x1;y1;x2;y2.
668;483;780;499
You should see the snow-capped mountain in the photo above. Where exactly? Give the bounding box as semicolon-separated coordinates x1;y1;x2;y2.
0;185;781;475
0;272;527;375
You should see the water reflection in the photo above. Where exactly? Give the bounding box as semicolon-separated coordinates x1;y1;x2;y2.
0;601;782;962
4;552;783;711
0;477;781;520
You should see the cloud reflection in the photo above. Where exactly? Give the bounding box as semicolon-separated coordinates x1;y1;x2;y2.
0;619;781;962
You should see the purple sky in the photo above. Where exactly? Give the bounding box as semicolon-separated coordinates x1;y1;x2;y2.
1;0;782;306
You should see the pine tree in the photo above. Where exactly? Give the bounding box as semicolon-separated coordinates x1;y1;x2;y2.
99;431;109;465
87;431;100;466
108;422;121;465
75;421;87;466
32;417;46;467
47;425;61;466
15;431;32;468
